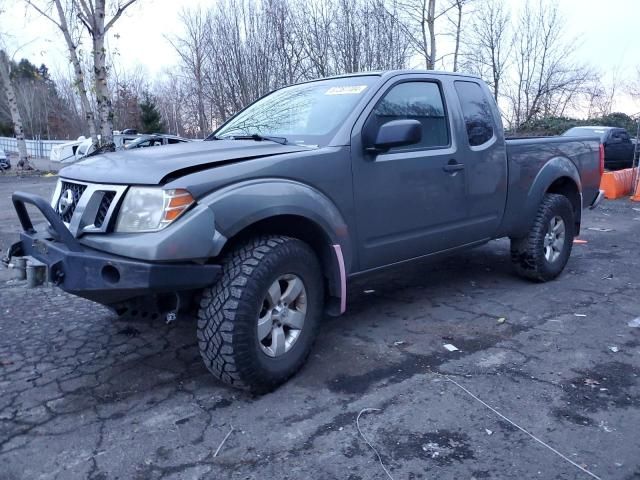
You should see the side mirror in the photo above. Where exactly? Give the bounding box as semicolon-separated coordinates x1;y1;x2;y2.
367;119;422;153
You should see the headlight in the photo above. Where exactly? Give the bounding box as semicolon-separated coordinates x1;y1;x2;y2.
115;187;194;233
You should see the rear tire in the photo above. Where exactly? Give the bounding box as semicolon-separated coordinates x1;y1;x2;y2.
510;193;575;282
197;235;324;393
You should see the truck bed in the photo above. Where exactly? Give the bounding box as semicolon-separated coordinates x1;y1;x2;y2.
499;135;602;237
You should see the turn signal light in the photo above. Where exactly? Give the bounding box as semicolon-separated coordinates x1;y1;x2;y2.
162;189;194;224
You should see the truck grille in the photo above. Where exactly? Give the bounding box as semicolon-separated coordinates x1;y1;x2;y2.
52;179;127;237
94;191;116;228
56;181;86;223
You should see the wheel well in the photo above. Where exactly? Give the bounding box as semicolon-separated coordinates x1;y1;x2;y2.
219;215;340;301
546;177;581;232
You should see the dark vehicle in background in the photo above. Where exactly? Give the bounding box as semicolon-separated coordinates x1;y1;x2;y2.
124;134;191;150
9;70;603;392
563;126;634;170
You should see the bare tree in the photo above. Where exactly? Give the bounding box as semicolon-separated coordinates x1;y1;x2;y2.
265;0;306;85
166;0;412;134
167;7;210;137
460;0;510;100
202;0;276;120
629;67;640;103
585;68;621;117
0;50;31;168
505;0;593;129
446;0;473;71
153;70;188;136
292;0;335;78
25;0;97;141
74;0;139;146
332;0;366;73
397;0;437;69
52;73;86;137
358;0;410;71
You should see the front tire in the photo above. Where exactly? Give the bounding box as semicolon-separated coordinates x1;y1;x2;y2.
197;235;324;393
510;193;575;282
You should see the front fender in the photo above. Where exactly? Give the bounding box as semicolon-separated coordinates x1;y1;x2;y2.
200;178;352;268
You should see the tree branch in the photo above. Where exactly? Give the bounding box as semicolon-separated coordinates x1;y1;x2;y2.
105;0;139;32
24;0;62;30
75;0;94;34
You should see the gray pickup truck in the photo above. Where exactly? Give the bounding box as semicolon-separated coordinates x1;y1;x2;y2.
9;70;603;392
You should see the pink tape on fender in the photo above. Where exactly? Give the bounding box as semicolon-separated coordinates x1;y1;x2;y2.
332;244;347;314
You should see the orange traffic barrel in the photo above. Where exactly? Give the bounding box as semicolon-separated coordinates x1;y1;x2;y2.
600;168;637;199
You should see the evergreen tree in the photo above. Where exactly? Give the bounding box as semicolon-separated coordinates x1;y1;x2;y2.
139;92;165;133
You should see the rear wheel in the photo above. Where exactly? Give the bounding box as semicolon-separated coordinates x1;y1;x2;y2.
510;193;575;282
197;235;324;393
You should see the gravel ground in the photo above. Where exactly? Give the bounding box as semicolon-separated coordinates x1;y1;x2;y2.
0;175;639;480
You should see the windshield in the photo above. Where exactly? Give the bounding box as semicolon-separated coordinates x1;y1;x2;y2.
212;76;378;146
563;127;608;141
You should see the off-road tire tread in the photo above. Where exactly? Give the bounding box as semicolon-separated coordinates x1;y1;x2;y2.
197;235;321;392
510;193;574;282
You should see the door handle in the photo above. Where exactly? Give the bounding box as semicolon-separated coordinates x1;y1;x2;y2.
443;160;465;173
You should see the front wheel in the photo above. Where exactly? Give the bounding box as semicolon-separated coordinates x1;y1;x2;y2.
510;193;575;282
197;235;324;393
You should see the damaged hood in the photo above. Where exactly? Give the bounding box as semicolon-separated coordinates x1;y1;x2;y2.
60;140;311;185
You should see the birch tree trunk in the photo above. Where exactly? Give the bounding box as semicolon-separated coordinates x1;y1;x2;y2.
75;0;139;147
54;0;97;141
399;0;437;69
0;50;31;169
26;0;98;142
452;0;462;71
92;4;113;146
427;0;436;69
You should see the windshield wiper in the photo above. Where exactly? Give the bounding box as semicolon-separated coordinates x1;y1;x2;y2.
227;133;288;145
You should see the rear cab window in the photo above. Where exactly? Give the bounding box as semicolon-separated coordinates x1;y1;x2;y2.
366;81;450;151
617;130;631;142
454;80;495;147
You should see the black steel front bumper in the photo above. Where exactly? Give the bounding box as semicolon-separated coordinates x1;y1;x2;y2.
8;191;222;305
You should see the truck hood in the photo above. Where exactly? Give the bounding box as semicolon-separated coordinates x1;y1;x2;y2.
60;140;311;185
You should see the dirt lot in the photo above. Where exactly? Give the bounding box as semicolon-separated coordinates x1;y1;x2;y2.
0;175;639;480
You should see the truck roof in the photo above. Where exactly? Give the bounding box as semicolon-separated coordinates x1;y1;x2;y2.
321;69;482;82
571;126;615;130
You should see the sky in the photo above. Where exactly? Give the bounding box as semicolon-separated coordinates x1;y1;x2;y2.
1;0;640;116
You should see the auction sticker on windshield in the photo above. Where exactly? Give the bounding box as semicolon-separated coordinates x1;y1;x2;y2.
325;85;368;95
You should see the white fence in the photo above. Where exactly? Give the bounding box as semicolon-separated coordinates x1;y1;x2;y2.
0;136;67;159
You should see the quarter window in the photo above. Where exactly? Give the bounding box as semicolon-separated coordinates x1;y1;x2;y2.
368;82;449;150
455;81;495;147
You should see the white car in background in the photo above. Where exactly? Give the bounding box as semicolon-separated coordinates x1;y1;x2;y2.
73;133;147;162
50;136;86;163
0;149;9;171
73;137;96;162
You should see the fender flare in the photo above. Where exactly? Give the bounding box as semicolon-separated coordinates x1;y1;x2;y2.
518;156;582;236
200;179;352;313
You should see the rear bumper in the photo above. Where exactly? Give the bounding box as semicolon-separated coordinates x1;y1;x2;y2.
9;191;221;305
